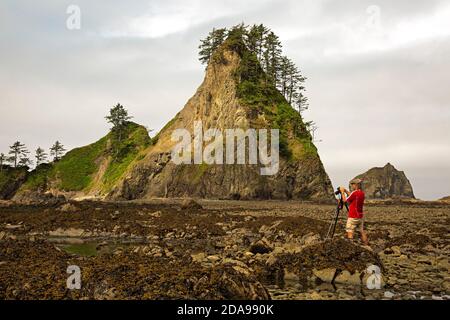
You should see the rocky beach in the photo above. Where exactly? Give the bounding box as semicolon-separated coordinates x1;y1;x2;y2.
1;199;448;300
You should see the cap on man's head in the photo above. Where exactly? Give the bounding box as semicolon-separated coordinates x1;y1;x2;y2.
350;178;363;185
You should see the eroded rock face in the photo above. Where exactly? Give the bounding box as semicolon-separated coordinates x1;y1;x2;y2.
0;167;28;200
353;163;415;199
108;41;333;201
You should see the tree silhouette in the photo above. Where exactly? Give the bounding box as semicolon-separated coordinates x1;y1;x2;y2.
198;28;228;65
18;157;33;168
35;147;48;166
105;103;132;144
8;141;29;168
50;141;66;161
0;153;6;172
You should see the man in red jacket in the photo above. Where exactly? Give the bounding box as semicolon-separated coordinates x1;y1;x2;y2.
340;178;368;245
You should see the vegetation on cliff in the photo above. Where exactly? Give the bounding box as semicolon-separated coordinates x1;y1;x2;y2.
3;24;330;201
202;24;317;160
19;121;150;194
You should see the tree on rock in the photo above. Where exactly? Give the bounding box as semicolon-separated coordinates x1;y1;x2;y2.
35;147;48;166
18;157;33;168
262;31;282;85
246;24;269;61
50;141;66;162
305;121;319;145
198;23;309;116
198;27;228;65
8;141;29;168
105;103;132;144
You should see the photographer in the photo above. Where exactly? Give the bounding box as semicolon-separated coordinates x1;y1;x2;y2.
339;178;368;245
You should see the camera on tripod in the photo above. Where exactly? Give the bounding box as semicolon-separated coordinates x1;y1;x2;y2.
325;187;348;240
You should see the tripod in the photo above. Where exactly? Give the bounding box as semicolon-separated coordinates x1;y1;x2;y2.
325;189;349;240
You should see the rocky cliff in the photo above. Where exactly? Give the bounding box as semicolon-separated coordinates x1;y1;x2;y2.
108;36;333;200
0;166;28;200
353;163;415;199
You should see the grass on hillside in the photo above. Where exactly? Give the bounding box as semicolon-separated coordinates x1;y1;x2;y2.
20;122;150;193
101;123;151;192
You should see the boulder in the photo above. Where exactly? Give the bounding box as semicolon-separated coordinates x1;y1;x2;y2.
249;238;273;254
180;198;203;210
313;268;337;283
57;202;79;212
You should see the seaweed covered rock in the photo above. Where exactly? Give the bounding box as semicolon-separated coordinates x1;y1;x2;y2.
252;238;382;287
0;240;270;300
288;239;382;273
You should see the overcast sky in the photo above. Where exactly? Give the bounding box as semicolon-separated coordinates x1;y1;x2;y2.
1;0;449;200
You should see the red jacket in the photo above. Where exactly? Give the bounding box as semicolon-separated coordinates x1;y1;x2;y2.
346;189;365;219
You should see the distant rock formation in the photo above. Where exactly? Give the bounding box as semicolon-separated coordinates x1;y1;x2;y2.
439;196;450;202
352;163;415;199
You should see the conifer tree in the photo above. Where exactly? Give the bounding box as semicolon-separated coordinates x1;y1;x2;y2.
199;23;309;116
35;147;48;166
198;28;228;65
50;141;66;162
105;103;133;144
0;153;6;172
18;157;32;168
262;31;282;85
8;141;29;168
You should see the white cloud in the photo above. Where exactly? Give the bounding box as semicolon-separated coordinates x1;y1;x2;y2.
100;0;273;38
322;2;450;56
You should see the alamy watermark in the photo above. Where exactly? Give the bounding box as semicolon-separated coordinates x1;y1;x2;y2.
366;264;382;290
365;5;382;36
67;265;81;290
171;121;280;176
66;5;81;30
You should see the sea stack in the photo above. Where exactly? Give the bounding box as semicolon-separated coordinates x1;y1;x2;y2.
108;35;333;200
352;163;415;199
